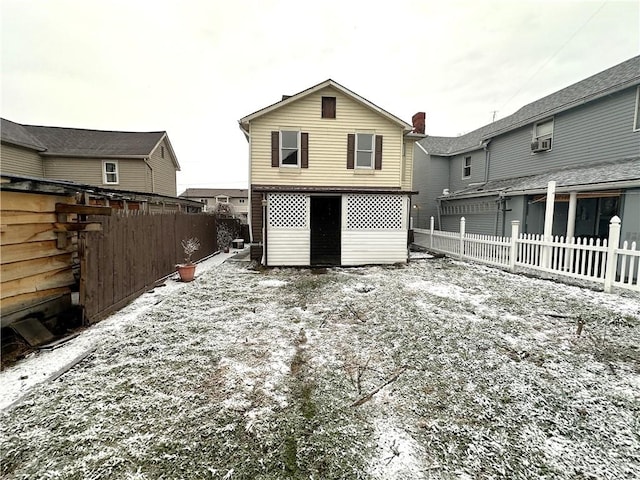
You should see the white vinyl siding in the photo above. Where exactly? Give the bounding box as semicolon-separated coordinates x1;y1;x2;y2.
267;230;310;266
341;231;408;265
341;194;409;266
266;193;310;266
264;192;409;266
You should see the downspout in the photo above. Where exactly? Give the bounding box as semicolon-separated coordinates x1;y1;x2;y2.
436;198;443;230
262;196;268;266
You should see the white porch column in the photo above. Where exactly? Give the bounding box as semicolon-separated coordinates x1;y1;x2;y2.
566;191;577;239
541;181;556;269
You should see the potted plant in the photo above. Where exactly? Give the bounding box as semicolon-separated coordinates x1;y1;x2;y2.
177;237;200;282
217;224;233;253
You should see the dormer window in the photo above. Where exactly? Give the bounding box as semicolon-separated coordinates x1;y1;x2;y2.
531;118;553;152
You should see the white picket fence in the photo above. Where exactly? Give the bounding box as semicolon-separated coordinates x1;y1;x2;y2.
415;216;640;293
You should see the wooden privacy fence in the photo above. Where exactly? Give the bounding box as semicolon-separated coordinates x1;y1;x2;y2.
80;211;217;323
415;216;639;293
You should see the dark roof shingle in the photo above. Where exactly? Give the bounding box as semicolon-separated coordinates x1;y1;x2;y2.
23;125;165;157
421;56;640;155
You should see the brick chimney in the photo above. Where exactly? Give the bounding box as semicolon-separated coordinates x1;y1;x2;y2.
412;112;425;134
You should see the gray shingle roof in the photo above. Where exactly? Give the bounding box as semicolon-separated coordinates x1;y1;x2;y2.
442;156;640;199
1;118;166;157
1;118;47;151
23;125;166;157
421;56;640;155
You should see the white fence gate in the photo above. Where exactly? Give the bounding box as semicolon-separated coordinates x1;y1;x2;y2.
415;216;640;293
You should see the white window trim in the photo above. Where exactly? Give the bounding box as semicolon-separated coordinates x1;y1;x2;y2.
355;133;374;169
532;117;554;153
633;86;640;132
462;156;471;179
280;130;300;167
103;160;119;184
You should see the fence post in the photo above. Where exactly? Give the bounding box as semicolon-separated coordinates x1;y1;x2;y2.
604;216;621;293
429;216;434;249
509;220;520;272
459;217;466;260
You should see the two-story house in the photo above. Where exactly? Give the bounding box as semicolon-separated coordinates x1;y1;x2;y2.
179;188;249;222
239;79;424;266
413;55;640;247
1;118;180;197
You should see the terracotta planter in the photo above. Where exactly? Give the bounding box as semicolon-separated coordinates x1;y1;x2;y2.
177;263;196;282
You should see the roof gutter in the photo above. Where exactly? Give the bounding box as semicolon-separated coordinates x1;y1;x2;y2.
39;153;149;159
503;179;640;197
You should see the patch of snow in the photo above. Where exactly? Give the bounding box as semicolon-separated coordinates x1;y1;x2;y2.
368;419;425;479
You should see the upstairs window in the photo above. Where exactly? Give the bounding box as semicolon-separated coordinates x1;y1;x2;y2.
161;146;165;158
280;130;300;166
531;118;553;152
634;86;640;131
463;156;471;178
356;133;374;168
271;131;308;168
347;133;382;170
103;161;119;184
322;96;336;119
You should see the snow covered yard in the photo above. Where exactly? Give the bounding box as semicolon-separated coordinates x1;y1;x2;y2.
1;256;639;479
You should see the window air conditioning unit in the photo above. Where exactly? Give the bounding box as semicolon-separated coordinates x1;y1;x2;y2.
531;137;552;152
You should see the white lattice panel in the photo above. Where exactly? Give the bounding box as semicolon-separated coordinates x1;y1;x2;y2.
268;193;308;228
346;195;403;229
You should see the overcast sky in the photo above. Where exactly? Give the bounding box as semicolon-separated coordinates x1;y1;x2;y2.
2;0;638;194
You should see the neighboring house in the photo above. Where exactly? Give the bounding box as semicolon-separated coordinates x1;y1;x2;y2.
239;79;424;266
413;55;640;247
1;118;180;197
179;188;249;222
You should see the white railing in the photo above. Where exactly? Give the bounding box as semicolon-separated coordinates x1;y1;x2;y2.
414;216;639;293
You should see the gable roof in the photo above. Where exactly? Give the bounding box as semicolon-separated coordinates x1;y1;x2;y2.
1;118;180;169
1;118;47;151
180;188;248;198
238;79;413;133
420;55;640;156
440;156;640;200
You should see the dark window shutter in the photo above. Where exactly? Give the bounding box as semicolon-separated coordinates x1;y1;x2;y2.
271;131;279;167
375;135;383;170
301;132;309;168
347;134;355;169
